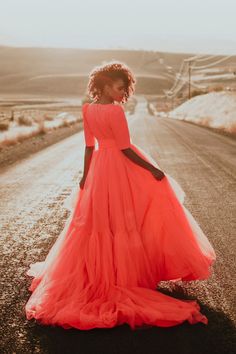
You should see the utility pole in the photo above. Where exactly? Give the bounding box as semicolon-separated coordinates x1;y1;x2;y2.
188;60;192;99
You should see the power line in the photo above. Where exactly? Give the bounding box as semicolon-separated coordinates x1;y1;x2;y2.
191;55;233;70
164;54;234;99
193;55;219;62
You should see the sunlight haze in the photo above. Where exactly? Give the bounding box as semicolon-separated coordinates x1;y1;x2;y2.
0;0;235;54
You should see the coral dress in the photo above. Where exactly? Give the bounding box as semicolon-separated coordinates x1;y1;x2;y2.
25;102;216;330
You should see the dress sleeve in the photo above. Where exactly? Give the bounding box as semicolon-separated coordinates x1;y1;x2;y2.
110;105;131;150
82;103;95;147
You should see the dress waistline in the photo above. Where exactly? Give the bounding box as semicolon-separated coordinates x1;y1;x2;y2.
98;139;118;150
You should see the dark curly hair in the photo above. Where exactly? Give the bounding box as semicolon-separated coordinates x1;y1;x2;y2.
86;60;136;104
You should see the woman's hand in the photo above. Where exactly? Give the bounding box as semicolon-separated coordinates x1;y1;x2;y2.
149;166;166;181
79;176;86;189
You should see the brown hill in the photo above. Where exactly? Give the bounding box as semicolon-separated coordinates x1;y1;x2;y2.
0;46;235;97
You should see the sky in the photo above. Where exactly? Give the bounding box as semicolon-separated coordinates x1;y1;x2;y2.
0;0;235;55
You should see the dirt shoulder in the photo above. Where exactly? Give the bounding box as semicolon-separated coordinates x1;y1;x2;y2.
0;121;83;172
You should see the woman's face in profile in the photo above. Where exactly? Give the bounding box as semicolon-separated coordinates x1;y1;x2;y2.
108;79;126;103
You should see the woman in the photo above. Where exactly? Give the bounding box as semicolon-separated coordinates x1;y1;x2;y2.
25;60;216;330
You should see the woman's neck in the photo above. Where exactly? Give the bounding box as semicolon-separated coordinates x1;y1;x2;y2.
95;96;114;104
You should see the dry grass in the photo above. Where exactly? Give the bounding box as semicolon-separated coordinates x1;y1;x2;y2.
0;98;83;148
18;115;33;126
0;122;10;131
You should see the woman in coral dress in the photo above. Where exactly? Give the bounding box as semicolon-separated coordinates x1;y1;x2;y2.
25;61;216;330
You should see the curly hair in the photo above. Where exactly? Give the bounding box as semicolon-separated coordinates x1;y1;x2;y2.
86;60;136;104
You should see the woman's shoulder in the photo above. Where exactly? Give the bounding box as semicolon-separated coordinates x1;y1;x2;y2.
82;102;90;117
82;102;124;115
86;102;123;108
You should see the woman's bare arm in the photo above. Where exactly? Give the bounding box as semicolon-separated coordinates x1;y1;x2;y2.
121;147;165;180
81;146;94;180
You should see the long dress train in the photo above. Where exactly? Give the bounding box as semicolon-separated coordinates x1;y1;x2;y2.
24;103;216;330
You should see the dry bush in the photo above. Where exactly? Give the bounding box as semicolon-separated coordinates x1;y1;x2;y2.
62;120;72;128
44;113;55;121
38;121;47;134
191;89;206;98
207;85;224;93
18;115;33;126
0;137;17;147
0;121;10;131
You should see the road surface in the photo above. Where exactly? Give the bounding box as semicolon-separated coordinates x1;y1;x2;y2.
0;97;235;353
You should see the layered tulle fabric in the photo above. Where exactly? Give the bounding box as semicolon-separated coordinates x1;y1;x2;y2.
24;103;216;330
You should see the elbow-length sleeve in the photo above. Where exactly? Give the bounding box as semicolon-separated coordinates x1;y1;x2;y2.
110;105;131;150
82;103;95;147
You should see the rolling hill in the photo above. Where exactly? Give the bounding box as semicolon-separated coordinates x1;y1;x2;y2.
0;46;235;98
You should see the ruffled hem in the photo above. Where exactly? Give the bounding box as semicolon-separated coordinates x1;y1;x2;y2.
25;284;208;330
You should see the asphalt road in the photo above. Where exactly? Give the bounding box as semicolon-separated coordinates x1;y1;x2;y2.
0;97;235;354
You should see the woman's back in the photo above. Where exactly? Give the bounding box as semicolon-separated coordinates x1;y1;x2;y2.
83;103;132;150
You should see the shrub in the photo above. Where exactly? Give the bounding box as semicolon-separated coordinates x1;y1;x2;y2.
18;115;33;126
0;122;9;131
191;89;206;98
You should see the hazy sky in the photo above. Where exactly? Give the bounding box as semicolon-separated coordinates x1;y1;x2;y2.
0;0;235;55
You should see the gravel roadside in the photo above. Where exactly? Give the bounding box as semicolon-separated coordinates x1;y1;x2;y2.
0;121;84;172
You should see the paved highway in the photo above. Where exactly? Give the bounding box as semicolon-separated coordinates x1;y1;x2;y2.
0;97;235;353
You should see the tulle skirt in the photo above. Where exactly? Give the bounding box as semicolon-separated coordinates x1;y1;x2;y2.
25;141;216;330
